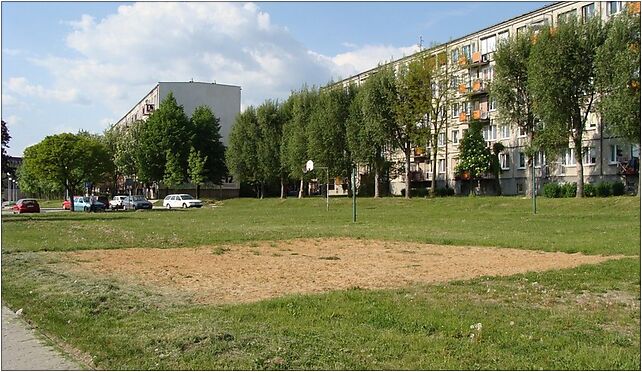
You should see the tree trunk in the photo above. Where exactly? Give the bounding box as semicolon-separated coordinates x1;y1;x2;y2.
374;165;380;198
575;139;584;197
405;141;411;199
298;177;304;199
431;141;438;197
260;182;265;200
195;183;200;199
525;155;534;197
280;176;285;199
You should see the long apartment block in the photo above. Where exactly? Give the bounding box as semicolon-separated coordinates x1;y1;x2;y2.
334;1;640;195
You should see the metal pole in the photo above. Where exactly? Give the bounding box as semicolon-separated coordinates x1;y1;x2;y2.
532;158;537;214
326;168;329;212
351;166;356;222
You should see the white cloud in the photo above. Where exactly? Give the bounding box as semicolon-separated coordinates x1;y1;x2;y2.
5;115;22;127
5;77;85;104
27;2;419;116
2;48;23;57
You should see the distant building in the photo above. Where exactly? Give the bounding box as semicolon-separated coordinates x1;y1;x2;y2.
115;81;242;199
115;81;241;144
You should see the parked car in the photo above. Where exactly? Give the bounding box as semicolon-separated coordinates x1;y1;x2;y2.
163;194;203;209
12;199;40;214
73;196;106;212
62;199;71;210
97;195;109;207
123;195;153;210
109;195;128;210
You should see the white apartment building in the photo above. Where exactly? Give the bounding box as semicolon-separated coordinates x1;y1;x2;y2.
335;1;640;195
115;81;241;145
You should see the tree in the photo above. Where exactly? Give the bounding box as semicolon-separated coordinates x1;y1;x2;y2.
190;106;227;184
596;11;641;142
163;150;184;187
492;30;538;196
348;66;397;197
256;100;286;199
281;87;317;198
19;133;113;205
455;121;492;193
226;107;261;196
393;57;433;199
421;51;455;197
135;93;192;184
308;85;355;192
188;147;207;198
529;16;606;197
2;120;12;175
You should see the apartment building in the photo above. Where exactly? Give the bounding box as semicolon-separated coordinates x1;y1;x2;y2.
335;1;640;195
115;81;241;145
115;81;242;198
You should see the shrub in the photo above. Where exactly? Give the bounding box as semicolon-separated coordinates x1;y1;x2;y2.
583;183;596;197
612;181;625;196
561;183;577;198
410;188;429;197
596;181;612;197
543;182;562;198
435;187;455;197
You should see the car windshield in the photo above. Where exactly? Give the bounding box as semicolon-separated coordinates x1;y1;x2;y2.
132;196;146;201
180;195;194;200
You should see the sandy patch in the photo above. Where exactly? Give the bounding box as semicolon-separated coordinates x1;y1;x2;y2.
64;238;620;304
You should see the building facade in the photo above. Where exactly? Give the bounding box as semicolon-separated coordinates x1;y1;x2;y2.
115;81;242;198
335;1;640;195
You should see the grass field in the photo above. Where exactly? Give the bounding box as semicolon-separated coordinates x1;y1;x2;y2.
1;196;640;370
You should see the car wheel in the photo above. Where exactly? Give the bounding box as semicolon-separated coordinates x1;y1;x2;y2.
84;206;89;212
166;203;171;209
182;203;188;209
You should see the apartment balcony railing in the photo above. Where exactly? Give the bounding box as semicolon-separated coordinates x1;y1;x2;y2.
458;83;468;94
628;2;640;14
472;110;489;121
459;112;468;122
469;80;489;97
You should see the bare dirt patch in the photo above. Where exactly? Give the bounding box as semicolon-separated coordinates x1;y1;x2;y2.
64;238;621;304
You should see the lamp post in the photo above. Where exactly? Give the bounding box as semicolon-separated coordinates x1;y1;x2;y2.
532;157;537;214
351;165;357;223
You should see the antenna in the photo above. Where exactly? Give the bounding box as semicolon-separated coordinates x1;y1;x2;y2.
418;35;424;51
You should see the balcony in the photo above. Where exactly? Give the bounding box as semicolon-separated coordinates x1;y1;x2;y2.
458;83;469;94
459;112;468;122
628;2;640;14
413;147;427;160
472;110;489;121
469;80;489;97
472;51;481;63
458;55;469;67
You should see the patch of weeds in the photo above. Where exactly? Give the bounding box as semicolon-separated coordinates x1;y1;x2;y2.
269;242;278;248
290;252;299;256
212;246;231;255
319;256;340;260
271;253;282;257
251;250;261;256
248;242;259;248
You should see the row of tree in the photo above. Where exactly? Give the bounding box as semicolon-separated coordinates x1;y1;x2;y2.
17;93;227;199
226;11;639;198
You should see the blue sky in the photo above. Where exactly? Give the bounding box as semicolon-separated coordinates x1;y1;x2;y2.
2;1;549;156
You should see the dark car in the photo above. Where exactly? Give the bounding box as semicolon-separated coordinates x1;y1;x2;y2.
123;195;153;210
97;195;109;208
12;199;40;214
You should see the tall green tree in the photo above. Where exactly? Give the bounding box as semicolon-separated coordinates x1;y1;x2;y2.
529;16;606;197
393;57;433;199
190;105;227;184
226;107;261;196
256;100;286;199
492;30;537;197
163;150;184;187
2;120;12;176
135;92;192;184
188;146;207;198
281;88;317;198
596;11;641;142
19;133;113;205
308;85;355;192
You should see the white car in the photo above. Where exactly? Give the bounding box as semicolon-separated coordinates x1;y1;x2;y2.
163;194;203;209
109;195;128;210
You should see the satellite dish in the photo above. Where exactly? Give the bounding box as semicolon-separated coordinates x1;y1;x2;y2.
305;160;314;172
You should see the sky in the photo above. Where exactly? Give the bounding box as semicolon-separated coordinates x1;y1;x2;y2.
2;1;550;156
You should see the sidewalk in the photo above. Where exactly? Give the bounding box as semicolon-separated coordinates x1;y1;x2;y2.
2;306;83;370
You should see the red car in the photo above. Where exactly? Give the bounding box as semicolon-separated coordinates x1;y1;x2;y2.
12;199;40;214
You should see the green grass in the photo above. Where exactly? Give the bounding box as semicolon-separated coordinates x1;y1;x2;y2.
1;196;640;370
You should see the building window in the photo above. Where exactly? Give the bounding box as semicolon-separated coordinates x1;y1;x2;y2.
518;152;526;169
582;3;595;21
498;30;510;44
483;125;497;141
558;9;577;23
462;45;471;60
516;25;528;36
451;103;459;118
499;153;510;170
500;124;510;139
534;151;545;167
480;35;497;55
438;159;446;173
452;130;459;144
451;48;459;64
607;1;622;16
518;126;527;138
438;132;446;146
489;98;497;111
563;148;576;166
583;146;596;165
610;144;622;163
